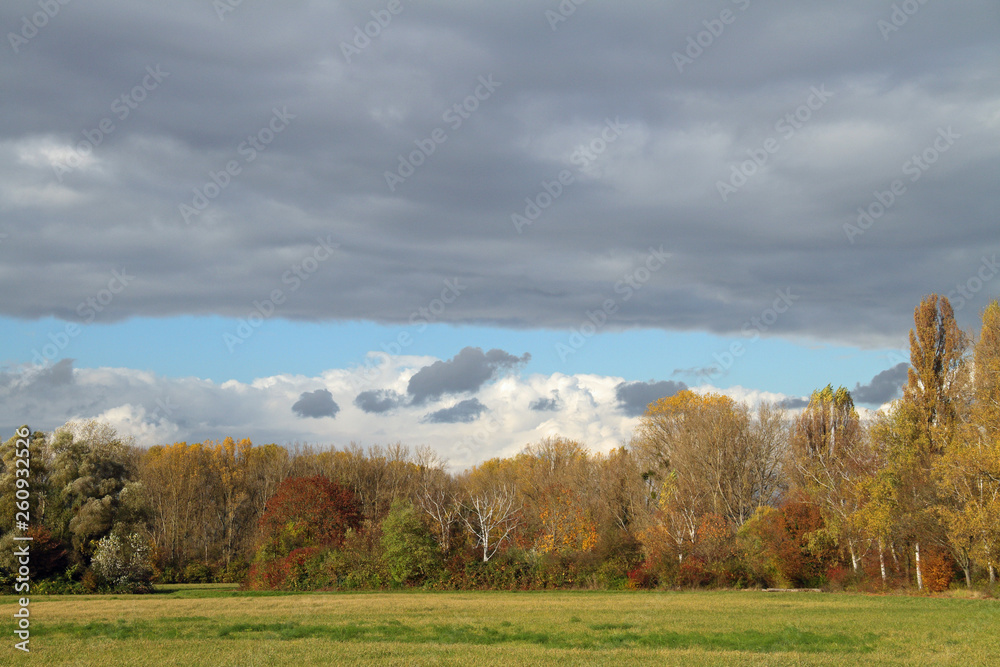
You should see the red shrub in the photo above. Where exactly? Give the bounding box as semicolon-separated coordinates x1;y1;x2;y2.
258;475;361;554
756;501;829;587
627;561;658;589
678;556;711;587
25;526;68;579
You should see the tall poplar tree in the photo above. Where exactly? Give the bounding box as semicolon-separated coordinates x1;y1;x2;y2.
896;294;969;588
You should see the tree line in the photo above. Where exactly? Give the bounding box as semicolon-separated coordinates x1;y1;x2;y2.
1;294;998;593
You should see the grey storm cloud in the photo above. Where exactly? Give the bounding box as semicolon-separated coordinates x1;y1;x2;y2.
0;359;79;433
0;362;306;445
354;389;404;415
407;347;529;405
529;393;561;412
1;358;75;393
292;389;339;419
779;397;810;409
852;363;909;405
615;380;688;417
422;398;488;424
1;1;999;347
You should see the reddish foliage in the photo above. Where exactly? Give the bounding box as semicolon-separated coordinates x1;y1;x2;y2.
825;564;850;590
627;561;658;589
677;556;711;587
258;475;361;552
693;513;734;562
758;501;828;587
246;546;322;590
25;526;68;579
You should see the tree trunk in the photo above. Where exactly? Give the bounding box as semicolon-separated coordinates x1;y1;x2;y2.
849;539;859;572
990;563;996;584
879;539;887;584
915;542;923;591
964;566;972;589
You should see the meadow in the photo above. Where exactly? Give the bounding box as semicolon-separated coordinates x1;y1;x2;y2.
2;586;997;666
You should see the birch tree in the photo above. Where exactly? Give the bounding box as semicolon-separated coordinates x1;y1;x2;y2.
459;485;521;562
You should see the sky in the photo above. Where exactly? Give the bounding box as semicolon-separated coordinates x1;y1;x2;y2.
2;0;998;469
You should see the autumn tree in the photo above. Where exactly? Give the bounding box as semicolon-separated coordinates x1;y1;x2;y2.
968;301;1000;582
903;295;970;453
140;442;217;569
209;437;256;567
593;446;648;536
255;475;361;560
510;438;599;556
867;295;970;589
414;460;461;555
319;443;419;524
787;386;874;572
634;391;785;529
242;443;292;532
933;300;1000;585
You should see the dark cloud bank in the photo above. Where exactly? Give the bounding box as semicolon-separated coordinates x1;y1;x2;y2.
1;1;997;348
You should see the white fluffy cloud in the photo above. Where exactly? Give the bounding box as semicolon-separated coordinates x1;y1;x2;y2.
1;354;812;470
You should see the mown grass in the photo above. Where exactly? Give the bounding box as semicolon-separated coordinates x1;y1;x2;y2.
2;586;997;665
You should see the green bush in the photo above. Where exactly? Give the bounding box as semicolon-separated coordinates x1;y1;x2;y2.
182;561;214;583
380;499;441;586
219;559;250;584
595;556;630;589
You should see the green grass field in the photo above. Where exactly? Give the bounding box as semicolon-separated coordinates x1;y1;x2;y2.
2;585;997;665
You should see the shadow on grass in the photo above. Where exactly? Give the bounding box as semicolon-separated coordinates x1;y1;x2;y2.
37;617;877;654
